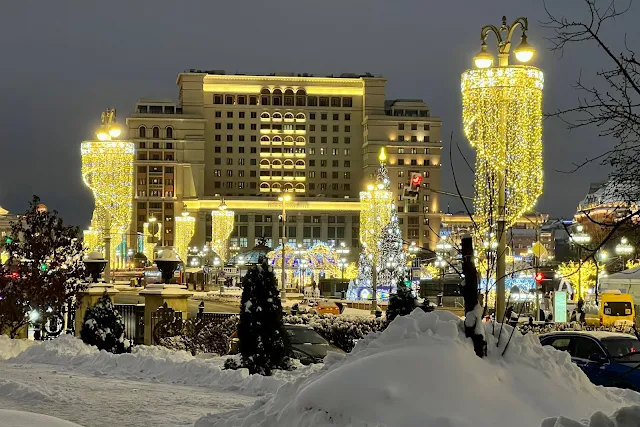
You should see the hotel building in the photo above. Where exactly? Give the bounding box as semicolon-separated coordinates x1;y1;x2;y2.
126;71;442;256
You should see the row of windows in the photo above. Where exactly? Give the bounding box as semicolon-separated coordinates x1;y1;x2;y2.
137;202;173;210
395;135;431;143
137;190;175;197
258;159;306;167
138;126;173;139
216;134;351;144
396;159;433;166
398;124;431;131
213;91;353;108
136;178;174;185
139;142;173;149
227;237;359;250
398;171;430;178
398;148;432;155
259;171;306;177
215;111;351;121
137;153;174;161
137;166;174;174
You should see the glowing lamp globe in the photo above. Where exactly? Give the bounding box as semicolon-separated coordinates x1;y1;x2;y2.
513;34;535;63
474;42;494;69
36;204;48;214
108;127;121;138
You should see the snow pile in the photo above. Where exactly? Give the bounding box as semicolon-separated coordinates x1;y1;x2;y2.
5;335;314;396
542;405;640;426
0;379;66;403
196;309;640;427
0;409;82;427
0;335;36;360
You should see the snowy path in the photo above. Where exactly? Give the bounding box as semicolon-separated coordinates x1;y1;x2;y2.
0;362;256;427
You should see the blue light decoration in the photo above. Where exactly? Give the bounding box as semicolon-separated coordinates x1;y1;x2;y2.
480;277;536;294
345;279;395;302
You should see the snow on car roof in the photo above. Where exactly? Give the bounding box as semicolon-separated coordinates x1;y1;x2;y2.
542;330;634;340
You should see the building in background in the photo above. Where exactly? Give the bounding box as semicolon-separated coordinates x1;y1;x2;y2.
126;71;443;255
0;206;18;239
574;180;640;236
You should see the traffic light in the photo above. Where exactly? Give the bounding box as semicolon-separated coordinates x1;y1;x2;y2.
535;272;544;288
403;173;423;201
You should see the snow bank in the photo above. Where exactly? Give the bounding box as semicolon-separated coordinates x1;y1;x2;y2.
0;335;36;360
542;405;640;426
0;409;82;427
196;309;640;427
5;335;315;396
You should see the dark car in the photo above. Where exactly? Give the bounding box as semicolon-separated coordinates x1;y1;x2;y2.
540;331;640;391
228;324;344;364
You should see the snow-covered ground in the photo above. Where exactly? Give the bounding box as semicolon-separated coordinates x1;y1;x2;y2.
0;335;316;427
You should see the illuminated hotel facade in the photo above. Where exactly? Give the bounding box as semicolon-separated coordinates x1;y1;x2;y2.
126;71;442;256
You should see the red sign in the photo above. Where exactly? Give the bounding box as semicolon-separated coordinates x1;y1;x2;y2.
535;272;544;283
411;174;423;187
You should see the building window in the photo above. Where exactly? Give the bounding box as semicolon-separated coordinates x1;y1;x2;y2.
411;136;418;142
397;135;404;142
321;113;327;120
215;111;222;118
411;124;418;130
215;134;221;141
139;142;146;149
398;159;405;166
344;137;350;144
398;124;404;131
321;137;327;144
344;160;350;167
250;96;258;105
227;147;233;153
215;123;221;129
343;97;352;107
333;113;339;121
333;136;339;144
424;124;430;131
238;96;246;105
411;159;418;166
310;136;315;143
423;159;431;166
166;126;173;139
332;160;339;167
227;135;233;142
152;126;160;138
344;148;350;155
139;126;146;138
225;95;234;105
344;172;351;179
331;97;341;107
398;148;404;154
398;171;404;177
213;95;223;104
166;142;173;149
423;171;429;178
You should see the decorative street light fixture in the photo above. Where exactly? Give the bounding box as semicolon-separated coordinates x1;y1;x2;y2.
462;16;543;320
237;256;246;286
278;193;292;299
570;224;591;299
616;237;634;269
337;257;348;281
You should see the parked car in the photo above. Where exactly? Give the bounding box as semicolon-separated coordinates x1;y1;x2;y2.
228;324;344;364
309;300;342;316
540;331;640;390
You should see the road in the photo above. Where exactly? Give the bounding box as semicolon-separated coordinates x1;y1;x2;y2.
113;292;239;318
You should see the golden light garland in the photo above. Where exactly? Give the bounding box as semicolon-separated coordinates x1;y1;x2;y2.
143;220;162;262
557;260;603;300
211;209;235;263
359;185;393;260
83;228;101;252
174;212;195;263
461;67;544;232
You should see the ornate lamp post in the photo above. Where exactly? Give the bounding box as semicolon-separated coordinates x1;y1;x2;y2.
570;224;591;299
81;109;134;280
462;16;543;320
278;193;292;299
616;237;634;269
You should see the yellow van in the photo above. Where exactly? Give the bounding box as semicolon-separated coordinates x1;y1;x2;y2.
584;290;635;327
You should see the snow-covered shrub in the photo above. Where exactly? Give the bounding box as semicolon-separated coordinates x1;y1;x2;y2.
387;280;417;322
284;314;387;352
80;294;130;354
223;357;241;370
157;315;239;355
238;259;291;375
518;322;637;336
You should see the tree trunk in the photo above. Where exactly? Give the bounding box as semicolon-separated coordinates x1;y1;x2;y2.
461;236;487;357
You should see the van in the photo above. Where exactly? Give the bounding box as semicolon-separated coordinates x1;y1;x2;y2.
584;290;635;327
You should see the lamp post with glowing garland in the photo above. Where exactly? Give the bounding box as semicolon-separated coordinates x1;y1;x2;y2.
81;109;134;281
278;193;292;300
211;198;235;264
462;16;543;320
570;224;591;300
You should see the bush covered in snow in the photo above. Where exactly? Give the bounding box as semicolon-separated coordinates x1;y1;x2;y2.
387;280;417;322
80;294;130;354
238;259;291;375
157;315;239;355
518;321;637;336
284;313;387;352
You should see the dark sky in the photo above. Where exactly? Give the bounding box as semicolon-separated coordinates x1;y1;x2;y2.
1;0;637;227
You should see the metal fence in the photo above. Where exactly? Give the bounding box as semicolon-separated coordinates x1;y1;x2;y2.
114;304;145;345
150;304;184;345
197;311;236;325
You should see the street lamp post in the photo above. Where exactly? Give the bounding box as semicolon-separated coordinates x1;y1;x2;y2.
616;237;634;270
278;193;292;300
463;16;541;321
237;256;246;287
408;242;419;282
570;224;591;300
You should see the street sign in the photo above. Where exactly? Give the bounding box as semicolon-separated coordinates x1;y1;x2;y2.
531;241;548;258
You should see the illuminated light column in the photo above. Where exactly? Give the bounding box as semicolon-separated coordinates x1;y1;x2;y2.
83;227;101;252
278;193;292;300
81;109;134;279
174;210;195;266
462;16;543;320
211;199;235;263
143;217;162;263
359;148;393;313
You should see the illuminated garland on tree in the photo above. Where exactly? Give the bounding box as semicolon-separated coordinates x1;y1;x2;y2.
461;67;544;233
174;212;195;263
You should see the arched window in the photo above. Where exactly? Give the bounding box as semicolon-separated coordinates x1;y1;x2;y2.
165;126;173;139
295;160;305;167
283;183;294;191
260;136;270;144
272;112;282;120
295;113;306;120
295;136;305;144
260;159;270;167
284;112;294;120
139;126;146;138
296;89;306;96
260;182;270;191
284;89;294;106
273;89;282;106
272;136;282;143
271;183;282;192
284;136;294;144
152;126;160;138
296;89;306;106
284;89;294;95
283;159;294;168
261;88;271;94
260;112;271;119
271;159;282;167
295;183;306;192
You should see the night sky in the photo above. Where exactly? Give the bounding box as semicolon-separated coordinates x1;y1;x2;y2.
1;1;637;227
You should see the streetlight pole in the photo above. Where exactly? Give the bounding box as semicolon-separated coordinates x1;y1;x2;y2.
616;237;634;270
278;193;292;300
466;16;538;321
